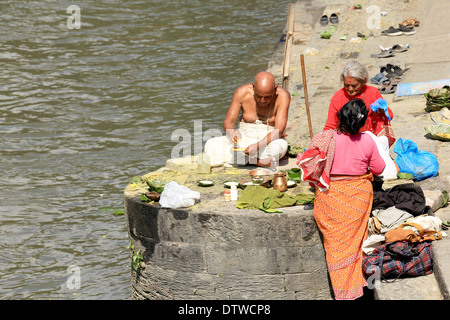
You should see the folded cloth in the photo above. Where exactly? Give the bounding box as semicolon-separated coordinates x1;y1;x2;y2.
299;129;337;191
373;183;426;216
372;207;414;234
236;185;314;213
362;234;386;255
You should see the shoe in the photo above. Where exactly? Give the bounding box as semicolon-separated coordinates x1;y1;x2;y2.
330;13;339;24
398;24;416;35
381;26;402;36
320;15;328;25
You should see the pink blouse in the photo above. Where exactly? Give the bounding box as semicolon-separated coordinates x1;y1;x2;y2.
330;132;385;176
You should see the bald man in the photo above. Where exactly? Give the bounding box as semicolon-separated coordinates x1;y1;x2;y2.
204;71;290;168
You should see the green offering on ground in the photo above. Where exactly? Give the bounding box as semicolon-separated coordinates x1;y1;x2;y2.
320;25;337;39
283;167;302;183
425;85;450;111
146;179;167;193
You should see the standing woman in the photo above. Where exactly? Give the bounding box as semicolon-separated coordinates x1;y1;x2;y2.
300;99;386;300
324;61;396;147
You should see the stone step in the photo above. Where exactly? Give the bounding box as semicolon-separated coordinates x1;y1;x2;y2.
374;273;443;300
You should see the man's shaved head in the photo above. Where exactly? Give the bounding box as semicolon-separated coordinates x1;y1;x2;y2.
253;71;276;107
254;71;275;92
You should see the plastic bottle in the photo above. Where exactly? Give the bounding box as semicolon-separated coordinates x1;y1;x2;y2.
224;189;231;201
230;185;238;201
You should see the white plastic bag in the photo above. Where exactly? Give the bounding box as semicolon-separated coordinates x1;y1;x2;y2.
159;181;200;208
363;131;398;180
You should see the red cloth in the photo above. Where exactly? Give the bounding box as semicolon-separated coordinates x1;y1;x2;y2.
299;129;336;191
324;86;395;146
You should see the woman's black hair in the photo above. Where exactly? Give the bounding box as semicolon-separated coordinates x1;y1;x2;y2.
337;99;368;135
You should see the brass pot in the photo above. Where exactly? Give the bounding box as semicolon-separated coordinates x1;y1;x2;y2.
272;172;287;192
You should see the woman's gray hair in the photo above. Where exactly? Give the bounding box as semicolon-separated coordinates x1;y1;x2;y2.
340;61;369;84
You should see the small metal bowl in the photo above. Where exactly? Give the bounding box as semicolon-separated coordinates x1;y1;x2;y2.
249;168;274;184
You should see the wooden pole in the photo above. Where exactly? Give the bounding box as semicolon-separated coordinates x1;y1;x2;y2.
300;53;313;139
282;3;295;90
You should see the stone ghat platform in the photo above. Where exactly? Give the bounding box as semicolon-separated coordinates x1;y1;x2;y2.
124;158;334;300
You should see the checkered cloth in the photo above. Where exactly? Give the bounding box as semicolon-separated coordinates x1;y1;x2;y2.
363;241;433;280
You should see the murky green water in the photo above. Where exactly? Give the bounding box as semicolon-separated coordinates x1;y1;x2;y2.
0;0;297;299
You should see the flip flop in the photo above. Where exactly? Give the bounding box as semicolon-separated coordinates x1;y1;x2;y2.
370;49;395;58
381;26;402;36
391;44;409;52
330;13;339;24
320;15;328;25
378;83;397;94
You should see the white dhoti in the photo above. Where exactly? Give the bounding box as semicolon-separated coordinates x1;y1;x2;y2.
204;121;288;166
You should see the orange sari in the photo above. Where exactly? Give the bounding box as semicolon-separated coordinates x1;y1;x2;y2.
313;173;374;300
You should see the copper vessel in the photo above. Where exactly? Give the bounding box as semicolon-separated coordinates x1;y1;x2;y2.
272;172;287;192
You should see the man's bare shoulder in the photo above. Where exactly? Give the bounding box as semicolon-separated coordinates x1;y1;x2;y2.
234;83;253;95
276;86;291;105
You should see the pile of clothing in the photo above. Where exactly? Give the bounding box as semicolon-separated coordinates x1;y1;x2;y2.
362;182;447;281
363;183;446;254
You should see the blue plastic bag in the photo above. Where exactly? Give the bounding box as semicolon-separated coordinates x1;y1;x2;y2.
370;98;391;121
394;138;439;181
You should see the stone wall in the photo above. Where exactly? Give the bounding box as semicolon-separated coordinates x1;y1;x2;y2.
125;190;332;300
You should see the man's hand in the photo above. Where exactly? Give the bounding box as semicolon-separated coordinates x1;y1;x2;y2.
244;143;259;157
226;129;242;144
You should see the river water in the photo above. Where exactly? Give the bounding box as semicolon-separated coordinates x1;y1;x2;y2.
0;0;303;299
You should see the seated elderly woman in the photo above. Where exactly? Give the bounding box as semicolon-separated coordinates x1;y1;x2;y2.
324;61;396;147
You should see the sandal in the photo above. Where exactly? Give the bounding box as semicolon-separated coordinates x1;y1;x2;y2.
381;64;404;78
388;64;404;77
398;24;416;35
381;26;402;36
370;49;395;58
378;82;397;94
400;18;420;27
370;73;389;85
388;77;401;85
391;44;409;52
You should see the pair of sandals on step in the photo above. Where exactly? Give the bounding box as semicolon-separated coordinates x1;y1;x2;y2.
370;64;404;94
